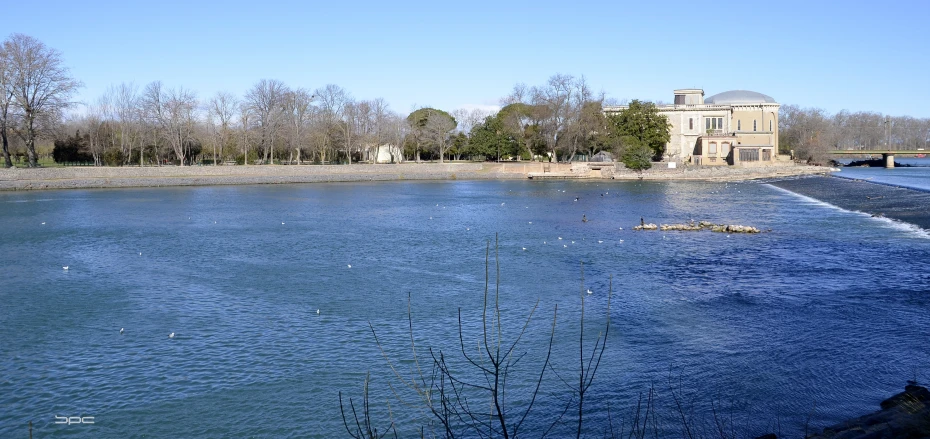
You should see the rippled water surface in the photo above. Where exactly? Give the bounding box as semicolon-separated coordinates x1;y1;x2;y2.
1;179;929;437
836;157;930;191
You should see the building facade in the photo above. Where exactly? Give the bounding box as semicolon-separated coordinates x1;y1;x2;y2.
605;89;780;166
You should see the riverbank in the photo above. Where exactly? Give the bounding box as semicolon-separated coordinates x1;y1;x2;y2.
808;383;929;439
0;162;836;191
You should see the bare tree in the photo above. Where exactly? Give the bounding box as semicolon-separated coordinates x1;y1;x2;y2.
245;79;289;164
107;83;140;165
529;74;579;162
342;240;613;437
155;86;198;166
314;84;355;164
208;91;238;165
423;111;456;163
0;45;15;167
284;88;313;164
237;102;254;165
3;34;82;167
141;81;167;165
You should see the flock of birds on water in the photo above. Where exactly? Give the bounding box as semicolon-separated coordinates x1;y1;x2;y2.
46;183;734;341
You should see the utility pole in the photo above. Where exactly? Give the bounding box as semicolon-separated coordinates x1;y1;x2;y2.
884;116;890;149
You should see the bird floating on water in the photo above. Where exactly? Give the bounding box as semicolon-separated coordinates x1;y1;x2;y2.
120;328;124;335
169;332;175;338
587;289;593;295
347;264;352;268
316;309;320;314
62;266;69;270
563;244;567;248
598;240;603;243
558;237;562;240
522;247;527;251
41;222;46;225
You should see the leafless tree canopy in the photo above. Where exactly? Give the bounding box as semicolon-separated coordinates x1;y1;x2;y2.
3;34;926;167
1;33;81;167
780;104;930;164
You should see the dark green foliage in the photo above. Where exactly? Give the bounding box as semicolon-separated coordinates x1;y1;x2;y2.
468;115;518;160
52;131;93;164
449;132;468;159
621;136;653;171
608;100;671;159
406;107;455;129
102;148;124;166
498;103;547;159
236;150;259;165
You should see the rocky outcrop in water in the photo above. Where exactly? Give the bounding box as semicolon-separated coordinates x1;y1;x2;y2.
634;221;761;233
807;383;930;439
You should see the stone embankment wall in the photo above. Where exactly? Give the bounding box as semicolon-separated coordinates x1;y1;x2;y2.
0;163;528;191
0;161;836;191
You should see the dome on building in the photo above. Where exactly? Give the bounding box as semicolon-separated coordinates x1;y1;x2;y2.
705;90;776;105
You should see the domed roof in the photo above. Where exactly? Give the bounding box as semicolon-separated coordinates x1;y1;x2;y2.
705;90;776;105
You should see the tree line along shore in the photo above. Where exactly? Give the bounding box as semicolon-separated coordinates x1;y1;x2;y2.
0;162;836;191
3;34;928;171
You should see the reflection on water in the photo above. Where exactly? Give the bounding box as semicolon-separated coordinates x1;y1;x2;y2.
1;180;929;437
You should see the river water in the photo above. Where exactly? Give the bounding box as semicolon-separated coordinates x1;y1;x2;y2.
1;176;929;437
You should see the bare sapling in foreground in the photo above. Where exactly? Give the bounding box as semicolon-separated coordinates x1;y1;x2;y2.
340;237;614;438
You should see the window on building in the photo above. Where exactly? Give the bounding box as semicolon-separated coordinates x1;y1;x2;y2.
722;142;730;156
709;142;717;154
689;118;693;130
705;117;724;131
753;120;757;131
738;120;741;131
770;120;773;131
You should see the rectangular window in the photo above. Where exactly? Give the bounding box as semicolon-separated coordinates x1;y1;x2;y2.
770;120;773;131
718;117;723;130
753;120;757;131
709;143;717;154
740;148;760;162
689;118;693;130
706;118;711;130
738;120;741;131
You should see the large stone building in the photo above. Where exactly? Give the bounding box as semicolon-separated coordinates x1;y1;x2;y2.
605;89;780;166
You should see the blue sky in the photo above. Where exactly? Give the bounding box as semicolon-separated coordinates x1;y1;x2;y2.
7;0;930;117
